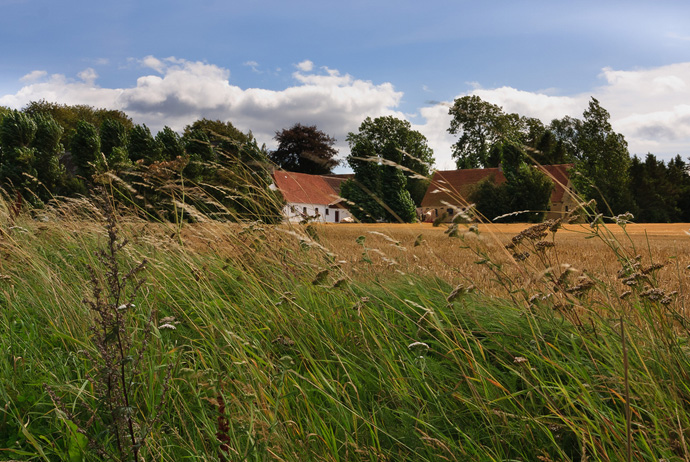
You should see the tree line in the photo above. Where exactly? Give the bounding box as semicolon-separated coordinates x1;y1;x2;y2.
0;101;282;222
1;97;689;223
446;96;690;222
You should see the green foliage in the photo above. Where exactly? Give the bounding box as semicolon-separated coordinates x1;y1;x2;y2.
183;118;252;163
69;120;101;178
629;154;690;222
507;164;554;222
449;96;640;217
127;124;162;164
4;207;690;460
470;143;554;222
571;98;634;215
156;126;185;161
469;174;512;220
99;118;128;162
343;116;432;222
182;128;214;181
448;95;522;168
23;100;133;148
32;113;65;197
270;123;339;174
448;96;578;169
380;144;417;222
0;105;11;119
340;176;384;223
0;111;39;196
0;109;37;149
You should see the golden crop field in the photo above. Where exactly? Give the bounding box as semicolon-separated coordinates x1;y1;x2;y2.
308;222;690;307
120;218;690;314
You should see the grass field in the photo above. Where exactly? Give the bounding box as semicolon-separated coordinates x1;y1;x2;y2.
2;201;690;461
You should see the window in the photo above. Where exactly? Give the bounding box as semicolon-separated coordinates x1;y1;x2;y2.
303;207;307;214
448;208;454;214
325;208;330;216
315;208;319;215
565;205;569;212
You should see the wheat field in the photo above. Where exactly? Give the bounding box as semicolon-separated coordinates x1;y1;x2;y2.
165;220;690;312
314;222;690;308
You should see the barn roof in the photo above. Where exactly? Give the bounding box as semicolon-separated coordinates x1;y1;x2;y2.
272;171;347;206
420;164;573;208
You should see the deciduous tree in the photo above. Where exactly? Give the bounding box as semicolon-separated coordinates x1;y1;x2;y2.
127;124;162;164
571;98;634;215
469;142;553;222
70;120;101;178
448;96;522;168
156;126;185;161
270;123;339;175
32;113;65;197
0;110;38;194
342;116;431;222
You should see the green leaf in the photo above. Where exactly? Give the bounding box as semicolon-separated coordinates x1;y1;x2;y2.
64;420;87;462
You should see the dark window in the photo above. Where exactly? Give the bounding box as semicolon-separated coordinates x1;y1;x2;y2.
325;208;329;216
303;207;307;214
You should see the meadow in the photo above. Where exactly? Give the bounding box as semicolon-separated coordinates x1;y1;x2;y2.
1;195;690;461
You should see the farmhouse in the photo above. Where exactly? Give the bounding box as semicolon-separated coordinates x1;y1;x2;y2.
271;171;353;223
419;164;577;222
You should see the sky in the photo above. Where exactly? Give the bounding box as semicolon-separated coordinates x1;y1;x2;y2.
1;0;689;171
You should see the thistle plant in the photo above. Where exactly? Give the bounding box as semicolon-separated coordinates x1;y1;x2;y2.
84;200;149;460
47;197;167;461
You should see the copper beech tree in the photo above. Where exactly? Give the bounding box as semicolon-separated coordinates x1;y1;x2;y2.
269;123;339;175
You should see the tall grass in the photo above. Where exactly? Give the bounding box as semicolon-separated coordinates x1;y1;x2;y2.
1;167;690;461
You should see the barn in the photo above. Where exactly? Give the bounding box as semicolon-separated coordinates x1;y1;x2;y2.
271;171;353;223
419;164;577;222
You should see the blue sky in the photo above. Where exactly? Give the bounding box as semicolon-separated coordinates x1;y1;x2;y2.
2;0;690;170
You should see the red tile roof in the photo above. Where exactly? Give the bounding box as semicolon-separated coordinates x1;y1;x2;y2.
420;164;573;208
272;171;346;206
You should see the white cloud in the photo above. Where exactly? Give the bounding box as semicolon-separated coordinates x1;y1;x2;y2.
470;87;585;123
78;68;98;85
596;63;690;156
411;103;455;170
0;57;403;160
140;55;166;74
415;62;690;168
243;61;260;73
20;70;47;83
1;58;689;169
296;60;313;72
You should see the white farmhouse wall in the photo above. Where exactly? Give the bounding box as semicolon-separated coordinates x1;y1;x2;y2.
283;203;352;223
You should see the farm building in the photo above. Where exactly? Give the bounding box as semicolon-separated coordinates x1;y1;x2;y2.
271;171;353;223
419;164;578;222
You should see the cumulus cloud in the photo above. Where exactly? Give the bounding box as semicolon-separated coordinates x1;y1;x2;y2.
20;70;47;83
140;55;166;74
415;62;690;168
1;58;688;169
595;63;690;156
78;68;98;85
296;60;313;72
243;61;260;73
0;57;403;159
